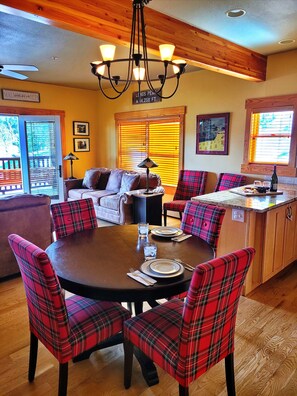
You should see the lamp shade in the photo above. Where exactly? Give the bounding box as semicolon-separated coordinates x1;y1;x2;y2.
137;157;158;169
63;152;79;161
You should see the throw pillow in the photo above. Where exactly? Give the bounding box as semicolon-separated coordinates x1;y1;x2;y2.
82;169;101;189
105;169;125;192
119;173;140;193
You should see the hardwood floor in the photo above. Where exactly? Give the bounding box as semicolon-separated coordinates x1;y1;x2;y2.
1;218;296;395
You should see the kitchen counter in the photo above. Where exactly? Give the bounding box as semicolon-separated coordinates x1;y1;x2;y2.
192;183;297;295
192;183;297;213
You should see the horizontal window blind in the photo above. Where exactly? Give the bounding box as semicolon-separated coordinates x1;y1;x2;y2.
249;111;293;165
117;118;181;187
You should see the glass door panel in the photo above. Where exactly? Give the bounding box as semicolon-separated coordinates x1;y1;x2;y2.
19;116;63;201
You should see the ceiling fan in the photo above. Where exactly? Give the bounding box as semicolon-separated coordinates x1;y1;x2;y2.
0;64;38;80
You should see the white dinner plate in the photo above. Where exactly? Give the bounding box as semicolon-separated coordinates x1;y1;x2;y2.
141;259;184;278
149;259;181;274
151;227;183;238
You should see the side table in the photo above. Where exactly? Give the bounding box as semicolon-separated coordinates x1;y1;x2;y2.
132;193;163;225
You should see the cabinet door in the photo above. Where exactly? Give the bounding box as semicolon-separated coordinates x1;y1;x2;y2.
283;202;297;266
262;205;286;282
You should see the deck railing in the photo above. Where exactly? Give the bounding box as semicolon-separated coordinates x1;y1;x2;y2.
0;156;56;194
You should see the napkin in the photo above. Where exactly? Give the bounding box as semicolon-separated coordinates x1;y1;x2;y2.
127;270;157;286
172;234;192;242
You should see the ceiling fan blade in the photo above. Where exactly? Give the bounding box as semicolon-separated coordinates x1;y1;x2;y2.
0;69;28;80
2;65;38;72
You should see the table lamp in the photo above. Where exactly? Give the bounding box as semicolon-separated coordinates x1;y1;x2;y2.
137;157;158;194
63;152;79;179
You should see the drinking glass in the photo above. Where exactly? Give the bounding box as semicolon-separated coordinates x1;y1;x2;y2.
144;243;157;260
138;223;149;238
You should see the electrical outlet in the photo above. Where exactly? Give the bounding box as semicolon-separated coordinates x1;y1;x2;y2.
232;209;245;222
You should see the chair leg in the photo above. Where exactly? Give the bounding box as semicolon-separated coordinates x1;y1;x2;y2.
58;362;68;396
124;339;134;389
28;332;38;382
163;209;167;226
179;384;189;396
225;352;236;396
179;212;183;220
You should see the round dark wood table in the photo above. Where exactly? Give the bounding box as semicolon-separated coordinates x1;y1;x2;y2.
46;225;214;303
46;224;213;386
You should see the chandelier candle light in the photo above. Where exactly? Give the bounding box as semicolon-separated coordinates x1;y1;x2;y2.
90;0;187;100
63;152;79;179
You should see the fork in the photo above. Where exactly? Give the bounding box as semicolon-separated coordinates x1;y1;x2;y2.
174;259;195;271
129;268;155;285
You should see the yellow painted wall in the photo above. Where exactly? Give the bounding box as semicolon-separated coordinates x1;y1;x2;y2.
0;79;99;179
97;49;297;191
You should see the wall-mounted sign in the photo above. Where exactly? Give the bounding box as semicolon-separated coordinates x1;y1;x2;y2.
1;89;40;103
132;89;162;105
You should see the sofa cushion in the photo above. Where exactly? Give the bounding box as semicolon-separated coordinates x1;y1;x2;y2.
100;194;121;211
96;168;111;189
105;169;125;192
83;190;116;206
68;189;92;200
82;169;101;189
119;172;140;193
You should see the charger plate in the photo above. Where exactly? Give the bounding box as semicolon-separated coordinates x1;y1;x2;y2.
151;227;183;238
141;259;184;278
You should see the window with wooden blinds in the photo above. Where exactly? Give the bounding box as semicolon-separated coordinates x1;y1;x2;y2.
249;110;293;164
116;107;185;187
241;94;297;177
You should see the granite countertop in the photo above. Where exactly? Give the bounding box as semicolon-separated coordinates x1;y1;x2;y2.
192;184;297;213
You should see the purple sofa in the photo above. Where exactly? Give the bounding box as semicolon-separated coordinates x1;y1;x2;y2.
64;167;164;225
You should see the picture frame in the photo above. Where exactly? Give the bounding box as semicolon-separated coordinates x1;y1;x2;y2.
73;138;90;152
73;121;89;136
196;113;230;155
2;88;40;103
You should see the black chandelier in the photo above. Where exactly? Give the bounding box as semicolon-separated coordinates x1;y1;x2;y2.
90;0;187;100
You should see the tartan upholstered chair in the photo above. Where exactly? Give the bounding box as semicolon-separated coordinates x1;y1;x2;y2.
8;234;130;396
163;170;208;226
170;200;226;300
51;198;97;240
181;201;226;257
124;247;255;396
214;173;246;192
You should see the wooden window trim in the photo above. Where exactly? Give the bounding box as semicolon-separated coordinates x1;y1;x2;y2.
241;94;297;177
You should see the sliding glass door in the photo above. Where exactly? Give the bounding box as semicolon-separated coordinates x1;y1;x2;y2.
0;114;63;201
19;116;63;201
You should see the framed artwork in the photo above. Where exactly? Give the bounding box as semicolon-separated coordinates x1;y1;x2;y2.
73;138;90;152
73;121;89;136
196;113;230;155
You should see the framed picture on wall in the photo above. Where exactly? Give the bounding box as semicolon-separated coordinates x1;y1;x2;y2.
196;113;230;155
73;121;89;136
73;138;90;152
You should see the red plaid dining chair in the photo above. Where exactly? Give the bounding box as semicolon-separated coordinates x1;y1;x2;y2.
124;247;256;396
163;170;208;226
51;198;97;239
214;173;246;191
8;234;130;396
170;200;225;300
181;201;226;256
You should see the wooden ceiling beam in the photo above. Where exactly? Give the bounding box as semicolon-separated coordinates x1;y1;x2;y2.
0;0;267;81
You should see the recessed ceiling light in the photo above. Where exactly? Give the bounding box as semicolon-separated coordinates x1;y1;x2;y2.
225;9;246;18
278;39;296;45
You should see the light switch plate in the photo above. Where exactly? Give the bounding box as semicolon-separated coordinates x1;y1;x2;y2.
232;209;245;222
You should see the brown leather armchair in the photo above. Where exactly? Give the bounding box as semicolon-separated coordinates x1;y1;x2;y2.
0;194;52;279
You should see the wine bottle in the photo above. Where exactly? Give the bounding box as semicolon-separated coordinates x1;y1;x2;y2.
270;165;278;192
